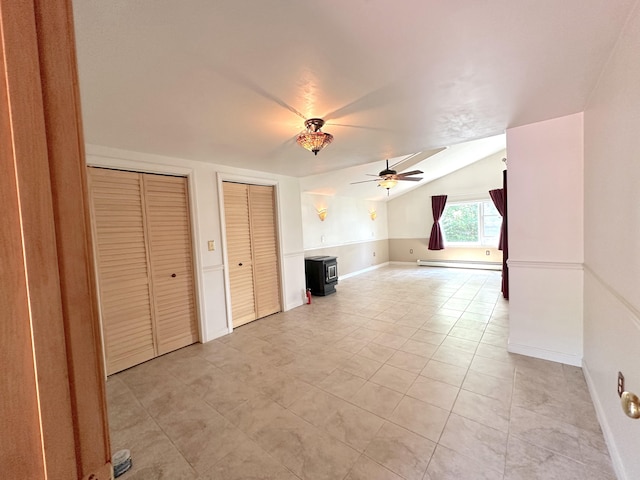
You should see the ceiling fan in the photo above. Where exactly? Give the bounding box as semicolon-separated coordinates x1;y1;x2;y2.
350;159;423;194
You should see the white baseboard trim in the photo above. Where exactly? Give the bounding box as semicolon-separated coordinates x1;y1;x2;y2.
339;262;390;280
417;259;502;271
284;299;304;312
582;359;626;480
204;327;232;342
507;342;582;367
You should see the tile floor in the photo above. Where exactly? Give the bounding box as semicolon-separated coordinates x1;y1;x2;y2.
107;265;616;480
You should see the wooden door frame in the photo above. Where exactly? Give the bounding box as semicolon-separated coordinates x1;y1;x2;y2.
1;1;111;479
216;173;285;332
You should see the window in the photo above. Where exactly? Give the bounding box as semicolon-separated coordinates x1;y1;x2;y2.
440;200;501;246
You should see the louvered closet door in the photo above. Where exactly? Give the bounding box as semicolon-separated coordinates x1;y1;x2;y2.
88;168;156;374
223;182;256;327
248;185;281;318
143;175;199;355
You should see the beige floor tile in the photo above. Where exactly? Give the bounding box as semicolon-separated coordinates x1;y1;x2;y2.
200;440;298;480
387;324;419;338
352;381;404;417
389;396;450;442
345;455;404;480
452;389;510;432
118;359;187;408
432;345;474;369
421;360;468;387
318;368;367;399
358;342;397;363
260;417;360;480
340;354;383;379
439;414;508;474
194;371;261;415
224;394;286;438
147;392;247;474
462;369;513;403
441;335;479;353
385;350;429;373
578;426;616;475
422;320;456;335
398;339;439;359
333;336;370;353
509;406;581;460
106;266;614;480
324;402;385;452
114;428;199;480
349;327;384;341
253;371;313;408
474;342;516;364
505;435;585;480
370;364;417;393
481;331;508;347
470;355;515;380
424;445;503;480
290;385;346;422
448;326;484;343
410;329;446;345
364;421;436;480
406;376;460;411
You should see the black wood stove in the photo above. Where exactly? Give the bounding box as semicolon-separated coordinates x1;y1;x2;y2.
304;256;338;296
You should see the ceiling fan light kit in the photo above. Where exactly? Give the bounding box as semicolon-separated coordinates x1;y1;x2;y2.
296;118;333;155
351;159;424;195
378;178;398;189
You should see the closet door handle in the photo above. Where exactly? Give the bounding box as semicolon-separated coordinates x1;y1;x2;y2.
171;273;177;278
238;263;243;266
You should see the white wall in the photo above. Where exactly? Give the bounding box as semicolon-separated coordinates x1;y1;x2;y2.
85;144;305;343
582;2;640;478
506;113;584;366
301;193;388;250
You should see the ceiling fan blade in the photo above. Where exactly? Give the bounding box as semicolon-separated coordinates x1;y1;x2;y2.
212;64;306;120
397;177;422;182
397;170;423;177
326;123;397;133
350;179;381;185
390;148;447;172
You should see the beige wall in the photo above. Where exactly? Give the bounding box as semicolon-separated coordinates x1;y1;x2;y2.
389;238;502;263
305;239;389;277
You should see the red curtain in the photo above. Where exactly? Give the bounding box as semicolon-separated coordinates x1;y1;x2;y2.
489;188;505;250
490;172;509;299
428;195;447;250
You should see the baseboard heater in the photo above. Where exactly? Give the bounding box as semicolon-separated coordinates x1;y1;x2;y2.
416;259;502;271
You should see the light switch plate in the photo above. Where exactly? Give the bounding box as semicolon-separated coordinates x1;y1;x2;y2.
208;240;215;251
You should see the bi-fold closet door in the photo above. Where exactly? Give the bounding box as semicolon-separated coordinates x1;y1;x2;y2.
223;181;281;328
88;167;199;375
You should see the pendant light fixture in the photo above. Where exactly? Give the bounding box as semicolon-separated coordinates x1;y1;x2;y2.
296;118;333;155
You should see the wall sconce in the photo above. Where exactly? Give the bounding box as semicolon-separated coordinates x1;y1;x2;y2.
317;208;327;221
369;210;377;221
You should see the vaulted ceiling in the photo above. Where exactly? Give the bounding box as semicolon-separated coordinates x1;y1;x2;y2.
72;0;634;199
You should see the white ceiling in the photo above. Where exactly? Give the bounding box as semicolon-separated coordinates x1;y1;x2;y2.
72;0;634;196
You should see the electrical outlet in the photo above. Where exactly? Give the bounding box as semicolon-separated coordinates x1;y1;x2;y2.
618;371;625;397
485;250;490;256
373;251;376;257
